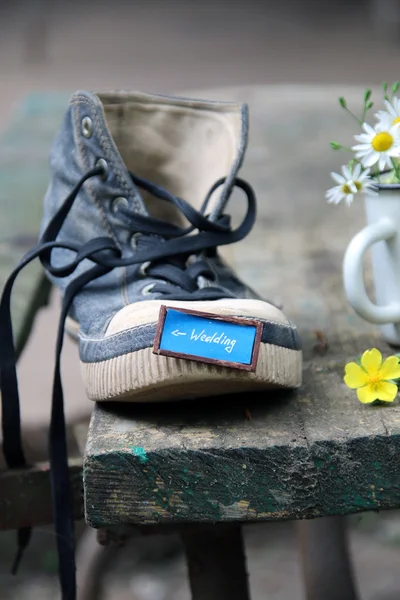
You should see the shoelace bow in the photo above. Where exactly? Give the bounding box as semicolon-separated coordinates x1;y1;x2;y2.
0;164;256;600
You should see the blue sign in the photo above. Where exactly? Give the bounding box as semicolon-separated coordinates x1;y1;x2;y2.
154;307;260;370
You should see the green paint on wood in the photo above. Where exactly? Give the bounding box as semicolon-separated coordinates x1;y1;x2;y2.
84;358;400;528
130;446;148;463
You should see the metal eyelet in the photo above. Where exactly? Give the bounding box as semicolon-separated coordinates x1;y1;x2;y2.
130;232;142;250
112;197;128;213
139;261;150;277
141;283;155;296
82;117;93;138
197;276;213;289
186;254;196;267
96;158;108;179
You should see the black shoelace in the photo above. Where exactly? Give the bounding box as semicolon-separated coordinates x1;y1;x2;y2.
0;164;256;600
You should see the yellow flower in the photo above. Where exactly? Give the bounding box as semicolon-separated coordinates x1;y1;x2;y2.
344;348;400;404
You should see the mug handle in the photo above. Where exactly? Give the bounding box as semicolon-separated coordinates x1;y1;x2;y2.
343;217;400;324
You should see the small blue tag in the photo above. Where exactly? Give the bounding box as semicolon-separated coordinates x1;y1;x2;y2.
155;307;260;369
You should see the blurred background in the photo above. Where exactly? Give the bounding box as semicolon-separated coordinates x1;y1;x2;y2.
1;0;400;598
0;0;400;129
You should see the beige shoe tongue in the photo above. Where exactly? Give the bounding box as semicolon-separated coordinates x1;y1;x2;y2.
98;91;248;226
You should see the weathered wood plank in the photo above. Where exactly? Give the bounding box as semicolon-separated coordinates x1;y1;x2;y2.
84;394;313;526
0;458;83;530
84;363;400;527
0;419;89;530
83;85;400;528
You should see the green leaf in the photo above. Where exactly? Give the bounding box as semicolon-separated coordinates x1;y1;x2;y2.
364;89;372;103
330;141;342;150
382;81;390;101
366;101;374;110
392;81;400;94
339;96;347;108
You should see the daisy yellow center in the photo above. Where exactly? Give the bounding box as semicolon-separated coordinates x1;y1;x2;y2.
393;117;400;125
372;132;394;152
342;181;361;194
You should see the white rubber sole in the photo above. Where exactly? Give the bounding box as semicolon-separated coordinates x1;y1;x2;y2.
80;342;302;403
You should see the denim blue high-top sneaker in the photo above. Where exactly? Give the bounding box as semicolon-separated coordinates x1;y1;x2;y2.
0;90;302;600
40;90;302;401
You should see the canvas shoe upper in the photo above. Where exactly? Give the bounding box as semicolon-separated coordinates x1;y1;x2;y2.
38;90;302;401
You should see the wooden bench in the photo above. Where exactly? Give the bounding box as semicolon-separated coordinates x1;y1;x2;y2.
1;85;399;599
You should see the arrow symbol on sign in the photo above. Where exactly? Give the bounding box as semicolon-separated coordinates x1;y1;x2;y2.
171;329;186;337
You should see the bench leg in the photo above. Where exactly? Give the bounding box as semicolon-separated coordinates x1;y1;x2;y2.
182;525;251;600
298;516;359;600
76;527;120;600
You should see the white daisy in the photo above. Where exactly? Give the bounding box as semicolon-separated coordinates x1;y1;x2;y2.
375;97;400;129
352;122;400;171
326;164;377;207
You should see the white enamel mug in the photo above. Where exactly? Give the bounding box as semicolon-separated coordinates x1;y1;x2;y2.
343;185;400;346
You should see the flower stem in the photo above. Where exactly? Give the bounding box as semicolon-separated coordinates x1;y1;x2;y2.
343;106;363;126
362;107;367;122
390;158;400;182
362;101;374;123
373;164;381;182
